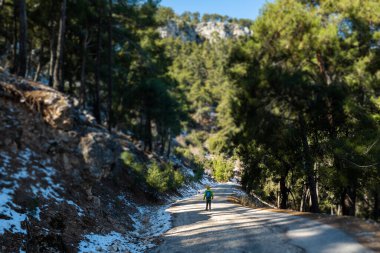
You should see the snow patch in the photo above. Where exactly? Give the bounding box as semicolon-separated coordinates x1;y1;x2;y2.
31;207;41;221
131;204;172;237
17;148;33;166
78;173;215;252
67;200;85;217
0;151;28;235
12;167;30;180
0;149;85;234
78;232;152;253
0;152;11;174
0;188;27;235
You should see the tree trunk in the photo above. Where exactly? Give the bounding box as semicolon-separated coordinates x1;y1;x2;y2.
93;14;102;124
68;79;74;95
107;0;113;131
277;161;291;209
53;0;66;91
33;61;41;82
12;1;18;73
374;190;380;221
33;65;41;82
166;131;172;158
0;2;3;45
33;44;44;82
48;22;56;86
279;174;288;209
160;136;166;155
48;2;57;87
144;111;152;152
25;47;32;77
300;183;307;212
341;186;356;216
299;114;319;213
289;189;298;210
139;113;144;138
16;0;27;77
80;30;88;109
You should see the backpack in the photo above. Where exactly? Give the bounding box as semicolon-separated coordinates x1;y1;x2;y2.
206;190;212;199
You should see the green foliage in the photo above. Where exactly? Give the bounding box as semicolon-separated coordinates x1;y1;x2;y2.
121;151;185;192
146;162;169;192
155;7;176;25
173;169;185;189
230;0;380;216
147;162;184;192
174;147;204;181
121;151;144;176
209;155;234;182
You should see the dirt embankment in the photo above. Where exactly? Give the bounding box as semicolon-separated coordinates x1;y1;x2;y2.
0;70;162;252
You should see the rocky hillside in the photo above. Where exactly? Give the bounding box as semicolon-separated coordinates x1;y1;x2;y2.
158;20;252;42
0;69;211;252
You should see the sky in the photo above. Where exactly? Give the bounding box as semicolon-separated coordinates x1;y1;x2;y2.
159;0;273;21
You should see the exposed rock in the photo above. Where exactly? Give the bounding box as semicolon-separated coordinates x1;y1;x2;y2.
0;71;121;184
0;70;137;250
0;77;74;130
79;132;119;181
92;196;101;208
157;20;198;42
196;21;252;41
158;20;252;42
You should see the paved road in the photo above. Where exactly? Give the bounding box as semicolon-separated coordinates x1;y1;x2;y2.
153;183;372;253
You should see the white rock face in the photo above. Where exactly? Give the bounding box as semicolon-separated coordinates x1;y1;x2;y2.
196;22;251;41
157;20;198;42
158;20;252;42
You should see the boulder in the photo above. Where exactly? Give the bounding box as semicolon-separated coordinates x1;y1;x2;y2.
79;132;119;181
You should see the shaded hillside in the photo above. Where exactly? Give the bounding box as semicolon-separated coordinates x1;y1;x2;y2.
0;70;209;252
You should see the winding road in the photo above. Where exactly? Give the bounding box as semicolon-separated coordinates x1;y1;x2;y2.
153;183;372;253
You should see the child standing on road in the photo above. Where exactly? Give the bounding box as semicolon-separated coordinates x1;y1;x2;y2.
203;186;214;211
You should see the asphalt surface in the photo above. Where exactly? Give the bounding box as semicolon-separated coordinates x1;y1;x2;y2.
152;183;372;253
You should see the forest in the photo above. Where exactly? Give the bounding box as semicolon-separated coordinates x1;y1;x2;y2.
0;0;379;221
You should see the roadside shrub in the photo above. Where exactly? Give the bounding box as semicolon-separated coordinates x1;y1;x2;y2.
146;162;185;192
211;155;234;182
147;162;170;192
175;147;193;162
207;132;228;155
174;147;205;181
173;169;185;188
121;151;144;175
122;151;186;192
186;130;208;148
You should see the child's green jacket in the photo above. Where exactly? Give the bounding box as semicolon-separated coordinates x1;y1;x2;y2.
203;189;214;200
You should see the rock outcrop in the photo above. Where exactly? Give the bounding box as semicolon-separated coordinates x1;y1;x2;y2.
0;70;137;251
195;22;252;41
158;20;252;42
157;20;199;42
0;71;120;185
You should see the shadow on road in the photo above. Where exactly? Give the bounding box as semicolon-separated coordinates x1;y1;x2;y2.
152;184;370;253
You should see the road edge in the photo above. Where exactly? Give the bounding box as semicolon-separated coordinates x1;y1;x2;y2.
228;193;380;252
